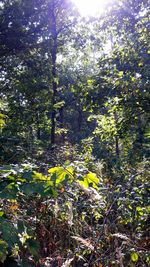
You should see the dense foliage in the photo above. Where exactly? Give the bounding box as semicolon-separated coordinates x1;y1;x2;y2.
0;0;149;266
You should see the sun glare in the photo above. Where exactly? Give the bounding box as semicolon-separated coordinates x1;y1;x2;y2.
72;0;113;17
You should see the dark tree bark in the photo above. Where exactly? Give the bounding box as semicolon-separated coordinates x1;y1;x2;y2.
59;106;65;143
115;135;120;158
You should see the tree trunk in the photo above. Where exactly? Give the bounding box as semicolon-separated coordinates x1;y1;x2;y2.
50;1;57;146
78;108;82;132
115;135;120;158
59;106;65;143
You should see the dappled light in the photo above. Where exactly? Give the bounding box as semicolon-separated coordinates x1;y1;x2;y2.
0;0;149;266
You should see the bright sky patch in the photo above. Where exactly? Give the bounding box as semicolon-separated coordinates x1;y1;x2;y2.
72;0;114;17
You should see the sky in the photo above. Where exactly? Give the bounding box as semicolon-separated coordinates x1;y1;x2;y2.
72;0;114;17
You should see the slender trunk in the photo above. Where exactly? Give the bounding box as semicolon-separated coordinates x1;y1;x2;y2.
115;135;120;158
37;128;41;140
51;71;57;145
59;106;65;143
28;125;34;153
50;1;57;146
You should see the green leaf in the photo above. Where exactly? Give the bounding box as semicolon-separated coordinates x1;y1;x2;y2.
118;71;124;77
0;185;18;199
26;238;40;257
21;183;44;196
136;207;143;215
78;172;99;189
48;167;73;185
0;240;8;263
32;171;48;181
115;80;120;86
78;178;89;188
87;79;93;86
22;171;33;181
86;172;99;185
131;252;139;262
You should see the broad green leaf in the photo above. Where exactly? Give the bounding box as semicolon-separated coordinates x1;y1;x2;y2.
78;178;89;188
48;167;74;185
20;184;35;196
131;252;139;262
0;185;18;199
0;222;19;247
43;186;57;197
78;172;99;189
26;238;40;257
22;171;33;181
21;183;43;196
86;172;99;185
32;171;48;181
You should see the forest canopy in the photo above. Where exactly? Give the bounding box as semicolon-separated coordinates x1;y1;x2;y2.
0;0;149;266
